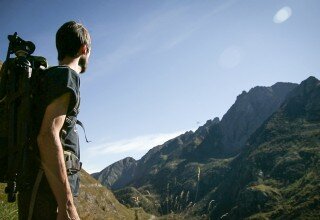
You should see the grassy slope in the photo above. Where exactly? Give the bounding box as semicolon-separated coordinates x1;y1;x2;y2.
245;118;320;219
0;183;18;220
76;169;151;220
0;170;152;220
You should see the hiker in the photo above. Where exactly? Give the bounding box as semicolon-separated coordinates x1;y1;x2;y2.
18;21;91;220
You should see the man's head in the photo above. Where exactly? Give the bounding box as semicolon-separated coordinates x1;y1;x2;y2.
56;21;91;73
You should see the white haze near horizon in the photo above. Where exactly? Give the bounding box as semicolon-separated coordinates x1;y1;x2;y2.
83;130;187;173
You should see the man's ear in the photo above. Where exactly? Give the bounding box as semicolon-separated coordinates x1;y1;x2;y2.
79;44;89;55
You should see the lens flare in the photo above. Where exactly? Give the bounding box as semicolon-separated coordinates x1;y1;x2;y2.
273;6;292;24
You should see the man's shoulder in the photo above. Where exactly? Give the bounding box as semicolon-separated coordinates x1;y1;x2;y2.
37;66;80;112
44;66;80;85
45;66;78;77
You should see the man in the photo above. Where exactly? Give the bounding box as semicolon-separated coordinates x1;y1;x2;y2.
18;21;91;220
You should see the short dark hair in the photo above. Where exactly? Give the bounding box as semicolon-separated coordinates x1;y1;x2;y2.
56;21;91;61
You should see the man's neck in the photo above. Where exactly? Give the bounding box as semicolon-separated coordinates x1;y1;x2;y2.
59;57;81;74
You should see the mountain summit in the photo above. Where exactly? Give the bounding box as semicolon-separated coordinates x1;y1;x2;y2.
188;82;298;159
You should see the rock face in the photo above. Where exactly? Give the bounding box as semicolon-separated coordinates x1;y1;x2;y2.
206;76;320;219
284;76;320;122
222;82;297;149
93;80;303;217
189;82;298;159
92;157;138;190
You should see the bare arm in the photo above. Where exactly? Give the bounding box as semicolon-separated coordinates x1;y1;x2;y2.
37;92;79;219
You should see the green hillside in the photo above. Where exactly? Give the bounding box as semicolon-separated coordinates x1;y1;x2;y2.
0;170;152;220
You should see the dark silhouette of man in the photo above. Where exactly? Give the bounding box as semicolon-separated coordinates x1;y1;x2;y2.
18;21;91;220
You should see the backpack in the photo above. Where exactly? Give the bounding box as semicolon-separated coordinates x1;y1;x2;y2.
0;32;48;202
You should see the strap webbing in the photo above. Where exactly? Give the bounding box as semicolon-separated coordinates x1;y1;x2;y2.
27;169;43;220
76;120;91;143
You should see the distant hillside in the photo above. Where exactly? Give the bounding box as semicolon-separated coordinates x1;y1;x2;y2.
92;157;138;190
76;170;151;219
93;117;220;191
201;76;320;219
93;80;298;216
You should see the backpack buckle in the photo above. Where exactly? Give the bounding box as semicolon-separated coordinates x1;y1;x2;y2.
64;151;81;175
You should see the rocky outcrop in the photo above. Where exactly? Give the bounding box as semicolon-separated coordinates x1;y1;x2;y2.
92;157;138;190
284;76;320;121
185;82;298;160
221;82;298;149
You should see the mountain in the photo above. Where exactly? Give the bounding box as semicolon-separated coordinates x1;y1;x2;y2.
93;80;298;216
194;76;320;219
187;82;299;160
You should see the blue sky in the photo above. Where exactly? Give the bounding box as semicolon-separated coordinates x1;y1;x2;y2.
1;0;320;173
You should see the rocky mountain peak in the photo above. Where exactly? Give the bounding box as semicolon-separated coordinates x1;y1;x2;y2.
192;81;298;159
91;157;138;190
301;75;319;85
293;76;319;95
283;76;320;121
121;157;136;164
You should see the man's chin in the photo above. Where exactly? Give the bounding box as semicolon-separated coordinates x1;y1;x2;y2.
78;56;88;74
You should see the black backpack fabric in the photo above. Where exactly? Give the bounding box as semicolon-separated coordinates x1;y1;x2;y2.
0;58;48;184
0;33;48;190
